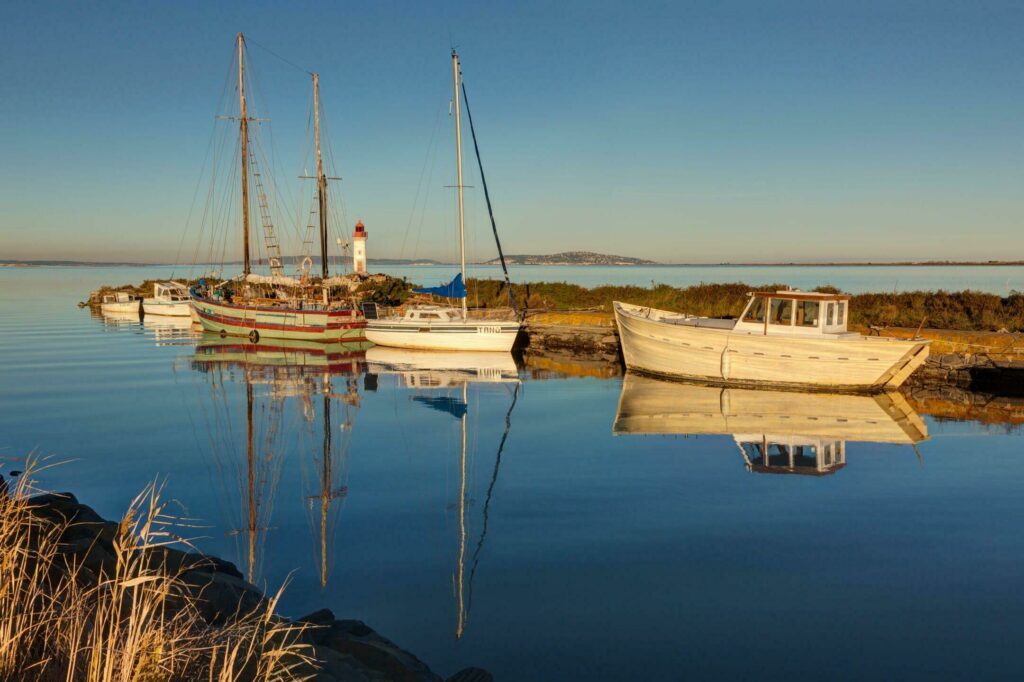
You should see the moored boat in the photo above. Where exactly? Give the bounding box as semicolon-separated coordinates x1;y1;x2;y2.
614;291;929;393
99;291;140;315
364;50;520;352
142;281;191;317
188;34;365;344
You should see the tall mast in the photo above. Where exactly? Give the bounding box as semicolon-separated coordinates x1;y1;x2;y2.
452;50;467;316
238;33;251;276
313;73;329;280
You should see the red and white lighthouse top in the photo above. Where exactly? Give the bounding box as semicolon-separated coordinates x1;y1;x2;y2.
353;220;367;238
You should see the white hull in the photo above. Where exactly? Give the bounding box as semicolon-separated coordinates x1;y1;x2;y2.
100;301;140;315
142;300;191;317
614;301;929;392
365;320;519;352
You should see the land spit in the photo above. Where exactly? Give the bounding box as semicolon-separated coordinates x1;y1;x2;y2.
85;278;1024;394
7;486;489;682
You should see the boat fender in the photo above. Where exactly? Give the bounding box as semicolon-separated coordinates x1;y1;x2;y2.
249;329;260;343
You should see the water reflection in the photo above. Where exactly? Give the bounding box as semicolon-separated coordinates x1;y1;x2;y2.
367;348;519;639
189;336;369;585
614;373;928;475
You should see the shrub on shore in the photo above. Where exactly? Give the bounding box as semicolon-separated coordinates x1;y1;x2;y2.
466;279;1024;332
0;461;314;681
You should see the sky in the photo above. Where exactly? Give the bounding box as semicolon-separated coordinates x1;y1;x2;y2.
1;0;1022;264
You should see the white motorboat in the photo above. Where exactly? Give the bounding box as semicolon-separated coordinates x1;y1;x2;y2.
143;281;191;317
99;291;140;315
614;291;930;393
364;50;520;352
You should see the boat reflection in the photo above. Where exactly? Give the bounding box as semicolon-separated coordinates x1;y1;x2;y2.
143;314;198;346
614;373;927;476
190;335;368;585
367;348;520;639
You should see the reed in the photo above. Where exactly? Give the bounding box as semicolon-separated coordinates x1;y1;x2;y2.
0;460;316;682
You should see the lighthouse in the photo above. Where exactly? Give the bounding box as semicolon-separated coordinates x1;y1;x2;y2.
352;220;367;273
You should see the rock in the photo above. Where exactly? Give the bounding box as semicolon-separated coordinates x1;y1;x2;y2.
299;608;338;645
446;668;494;682
323;620;443;682
181;568;264;624
308;645;374;682
62;535;117;576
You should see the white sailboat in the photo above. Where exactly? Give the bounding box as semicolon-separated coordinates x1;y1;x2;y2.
614;291;930;393
364;50;521;352
142;281;191;317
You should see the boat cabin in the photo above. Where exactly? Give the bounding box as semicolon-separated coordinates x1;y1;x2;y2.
152;282;189;302
737;435;847;476
733;291;851;337
102;291;138;304
401;306;463;323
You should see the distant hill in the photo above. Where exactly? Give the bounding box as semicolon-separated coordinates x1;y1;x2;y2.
485;251;658;266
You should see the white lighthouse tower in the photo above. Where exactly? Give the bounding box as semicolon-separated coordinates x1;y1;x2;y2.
352;220;367;274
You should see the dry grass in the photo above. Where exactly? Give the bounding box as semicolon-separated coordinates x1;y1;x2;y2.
0;459;317;682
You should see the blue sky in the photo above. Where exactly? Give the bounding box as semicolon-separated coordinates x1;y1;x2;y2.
1;0;1022;263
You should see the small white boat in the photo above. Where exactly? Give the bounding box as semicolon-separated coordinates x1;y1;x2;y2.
143;281;191;317
364;300;520;353
614;291;930;393
99;291;140;315
364;50;521;352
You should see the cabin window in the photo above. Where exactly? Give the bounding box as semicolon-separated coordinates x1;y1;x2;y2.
743;297;766;323
836;302;846;325
420;313;441;320
796;300;820;327
769;298;793;325
826;303;835;326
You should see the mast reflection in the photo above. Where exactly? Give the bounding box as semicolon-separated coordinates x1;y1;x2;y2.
365;347;519;639
190;335;369;585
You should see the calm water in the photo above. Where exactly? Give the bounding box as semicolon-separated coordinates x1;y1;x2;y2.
2;268;1024;680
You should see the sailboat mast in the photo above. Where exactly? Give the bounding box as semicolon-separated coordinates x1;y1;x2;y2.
452;50;467;316
238;33;251;276
313;73;329;280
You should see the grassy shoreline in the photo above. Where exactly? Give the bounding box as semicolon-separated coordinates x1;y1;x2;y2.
467;280;1024;333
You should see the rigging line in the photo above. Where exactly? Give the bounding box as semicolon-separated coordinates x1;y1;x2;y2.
400;98;445;260
460;80;517;313
246;36;313;76
465;382;519;615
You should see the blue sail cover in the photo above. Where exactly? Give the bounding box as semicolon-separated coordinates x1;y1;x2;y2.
412;395;468;420
413;272;466;299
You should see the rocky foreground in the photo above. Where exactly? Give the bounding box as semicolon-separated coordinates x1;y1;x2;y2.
22;488;491;682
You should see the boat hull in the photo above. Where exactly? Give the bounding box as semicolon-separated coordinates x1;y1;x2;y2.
614;301;929;393
364;321;519;352
100;302;140;315
142;301;191;317
190;294;366;342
